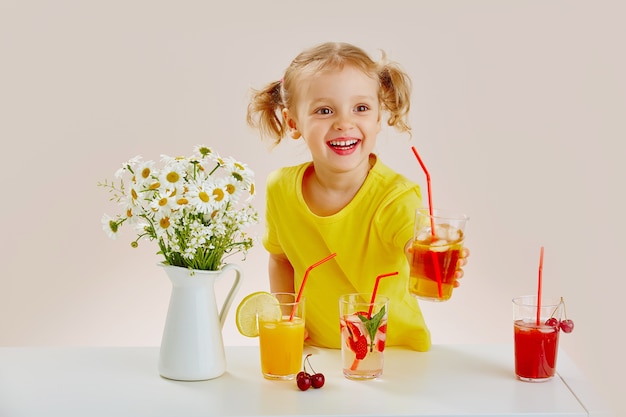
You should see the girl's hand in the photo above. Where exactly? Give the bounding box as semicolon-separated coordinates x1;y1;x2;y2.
453;247;470;287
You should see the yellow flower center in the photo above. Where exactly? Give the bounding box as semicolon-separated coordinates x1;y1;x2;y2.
166;171;180;183
226;184;235;195
199;191;210;203
158;198;168;207
131;188;138;200
160;217;171;229
141;168;151;179
149;182;160;190
213;188;224;201
177;198;188;206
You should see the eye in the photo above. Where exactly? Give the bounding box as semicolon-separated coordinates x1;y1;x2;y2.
315;107;332;115
355;104;369;112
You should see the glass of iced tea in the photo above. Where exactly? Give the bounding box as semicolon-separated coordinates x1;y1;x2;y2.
409;208;469;302
513;295;563;382
258;293;305;380
339;293;389;380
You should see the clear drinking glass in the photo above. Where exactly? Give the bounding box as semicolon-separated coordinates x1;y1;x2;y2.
409;208;468;301
513;295;562;382
339;293;389;380
258;293;305;380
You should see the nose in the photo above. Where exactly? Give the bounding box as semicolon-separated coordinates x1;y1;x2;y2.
332;111;354;130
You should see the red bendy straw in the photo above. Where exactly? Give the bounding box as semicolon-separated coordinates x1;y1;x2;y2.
368;272;398;317
536;246;544;325
411;147;436;233
411;146;444;297
290;252;337;320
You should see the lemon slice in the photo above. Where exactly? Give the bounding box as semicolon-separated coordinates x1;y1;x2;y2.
235;291;282;337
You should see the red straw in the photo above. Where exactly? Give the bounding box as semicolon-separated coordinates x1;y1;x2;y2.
350;271;398;372
411;147;435;231
290;252;337;320
368;272;398;317
536;246;544;325
411;146;444;297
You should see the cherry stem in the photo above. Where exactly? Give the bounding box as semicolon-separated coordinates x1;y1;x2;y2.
549;303;560;319
304;353;316;374
548;297;566;320
560;297;568;319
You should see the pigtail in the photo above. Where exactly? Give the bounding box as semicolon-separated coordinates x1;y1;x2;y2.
246;80;286;146
378;63;412;134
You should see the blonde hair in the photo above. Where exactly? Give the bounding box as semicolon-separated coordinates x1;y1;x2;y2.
246;42;412;146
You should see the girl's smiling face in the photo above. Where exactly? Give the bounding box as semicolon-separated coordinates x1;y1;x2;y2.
283;65;381;174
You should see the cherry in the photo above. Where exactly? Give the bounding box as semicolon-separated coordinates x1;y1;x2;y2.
297;354;324;390
560;319;574;333
558;297;575;334
545;297;575;334
311;372;325;389
296;372;312;391
545;317;559;328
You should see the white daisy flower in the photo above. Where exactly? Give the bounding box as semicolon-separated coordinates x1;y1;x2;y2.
101;214;119;239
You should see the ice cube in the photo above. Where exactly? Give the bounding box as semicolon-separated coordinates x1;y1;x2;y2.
431;240;449;252
434;225;448;238
416;230;431;242
447;227;462;242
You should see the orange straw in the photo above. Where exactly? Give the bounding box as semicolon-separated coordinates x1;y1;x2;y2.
368;272;398;317
290;252;337;320
536;246;544;325
411;146;444;297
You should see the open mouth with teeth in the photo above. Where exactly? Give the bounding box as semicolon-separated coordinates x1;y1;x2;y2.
328;138;360;151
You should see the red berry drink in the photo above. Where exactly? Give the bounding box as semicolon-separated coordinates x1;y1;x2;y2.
512;295;563;382
409;209;468;302
339;294;389;380
514;320;560;381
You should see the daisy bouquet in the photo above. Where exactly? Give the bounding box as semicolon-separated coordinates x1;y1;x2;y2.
99;145;259;271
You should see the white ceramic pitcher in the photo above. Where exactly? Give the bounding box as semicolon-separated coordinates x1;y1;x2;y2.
157;263;242;381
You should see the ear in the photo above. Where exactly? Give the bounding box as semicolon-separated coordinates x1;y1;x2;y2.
283;108;302;139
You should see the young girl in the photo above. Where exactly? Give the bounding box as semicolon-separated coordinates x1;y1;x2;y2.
247;42;468;351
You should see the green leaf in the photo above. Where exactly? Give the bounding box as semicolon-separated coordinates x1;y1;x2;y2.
357;306;386;351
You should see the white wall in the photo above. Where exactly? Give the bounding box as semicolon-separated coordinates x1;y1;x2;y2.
1;0;624;415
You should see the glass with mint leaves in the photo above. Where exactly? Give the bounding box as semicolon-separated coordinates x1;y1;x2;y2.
339;292;390;380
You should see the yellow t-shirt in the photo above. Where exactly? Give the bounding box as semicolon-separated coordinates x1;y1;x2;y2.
263;155;431;352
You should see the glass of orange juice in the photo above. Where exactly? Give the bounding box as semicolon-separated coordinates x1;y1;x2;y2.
258;292;305;380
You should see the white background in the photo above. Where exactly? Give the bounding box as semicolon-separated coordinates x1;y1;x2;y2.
1;1;624;415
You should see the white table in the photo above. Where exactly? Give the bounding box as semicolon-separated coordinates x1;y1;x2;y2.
0;344;612;417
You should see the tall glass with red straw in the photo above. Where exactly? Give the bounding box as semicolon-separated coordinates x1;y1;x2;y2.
339;272;396;380
512;246;563;382
409;146;468;301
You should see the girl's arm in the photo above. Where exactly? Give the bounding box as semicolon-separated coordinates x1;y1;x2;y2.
268;252;295;293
